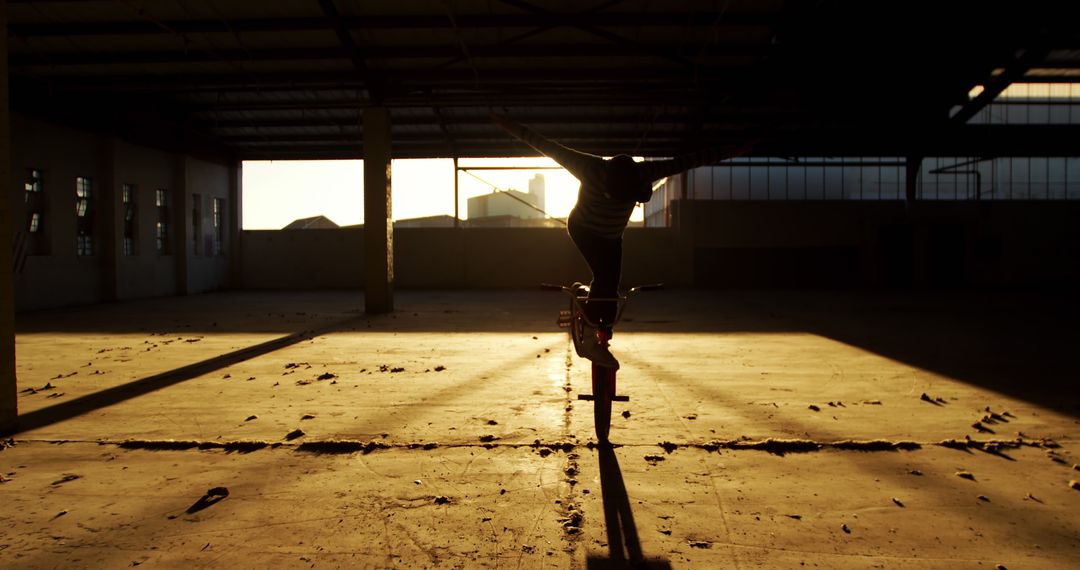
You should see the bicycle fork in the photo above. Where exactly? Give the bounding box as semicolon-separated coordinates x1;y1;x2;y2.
576;327;629;404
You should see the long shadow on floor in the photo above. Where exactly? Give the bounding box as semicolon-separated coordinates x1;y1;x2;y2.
586;444;671;570
8;319;354;435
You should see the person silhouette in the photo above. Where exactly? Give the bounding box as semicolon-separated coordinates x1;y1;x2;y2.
491;114;756;367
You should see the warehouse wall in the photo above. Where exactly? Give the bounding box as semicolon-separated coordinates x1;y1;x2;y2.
9;114;234;311
240;227;687;290
10;109;1076;310
674;200;1080;289
240;200;1079;291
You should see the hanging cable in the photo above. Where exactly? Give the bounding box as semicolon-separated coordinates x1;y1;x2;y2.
461;169;567;225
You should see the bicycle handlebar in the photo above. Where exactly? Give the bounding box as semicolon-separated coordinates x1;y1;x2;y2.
541;282;663;327
540;283;664;296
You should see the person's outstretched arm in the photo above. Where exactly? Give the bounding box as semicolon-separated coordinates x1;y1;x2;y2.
490;113;601;178
637;139;758;182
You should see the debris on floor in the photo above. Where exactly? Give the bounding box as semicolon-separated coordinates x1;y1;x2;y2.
185;486;230;514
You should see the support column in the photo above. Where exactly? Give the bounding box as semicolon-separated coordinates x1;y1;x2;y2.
0;0;18;433
453;157;460;229
363;107;393;313
905;156;926;288
173;154;190;295
905;156;923;206
228;160;242;288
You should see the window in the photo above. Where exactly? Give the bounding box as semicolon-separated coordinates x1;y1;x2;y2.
76;234;93;256
23;169;50;254
25;168;42;194
76;176;92;217
155;189;169;254
212;198;225;256
122;183;137;256
192;194;202;255
75;176;94;256
156;222;168;254
25;169;44;233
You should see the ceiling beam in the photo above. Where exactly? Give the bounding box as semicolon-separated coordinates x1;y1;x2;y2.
498;0;700;69
951;44;1054;124
8;12;771;37
225;124;1080;159
193;113;775;129
9;43;767;67
12;68;779;93
316;0;380;103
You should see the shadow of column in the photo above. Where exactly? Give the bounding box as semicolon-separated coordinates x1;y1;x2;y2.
9;318;355;435
586;444;671;570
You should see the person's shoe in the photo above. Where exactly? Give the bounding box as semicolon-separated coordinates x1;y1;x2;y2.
579;326;620;369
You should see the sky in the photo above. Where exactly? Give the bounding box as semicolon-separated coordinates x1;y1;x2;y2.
241;157;644;229
241;82;1072;229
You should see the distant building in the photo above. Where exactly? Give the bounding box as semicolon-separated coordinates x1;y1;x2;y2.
528;174;546;212
467;189;543;221
393;215;459;228
463;215;566;229
283;215;339;229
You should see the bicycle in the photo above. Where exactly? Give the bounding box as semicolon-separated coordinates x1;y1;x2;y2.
541;282;663;442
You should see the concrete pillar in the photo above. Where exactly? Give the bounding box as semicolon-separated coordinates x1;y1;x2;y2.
100;138;120;301
363;107;393;313
173;154;190;295
228;160;242;288
905;156;922;205
0;0;18;433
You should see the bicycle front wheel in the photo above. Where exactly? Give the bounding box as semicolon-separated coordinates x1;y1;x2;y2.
591;363;616;443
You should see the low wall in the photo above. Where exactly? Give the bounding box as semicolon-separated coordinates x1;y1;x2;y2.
240;227;688;289
675;200;1080;289
240;201;1080;291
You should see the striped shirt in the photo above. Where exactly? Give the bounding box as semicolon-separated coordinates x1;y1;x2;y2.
493;115;754;239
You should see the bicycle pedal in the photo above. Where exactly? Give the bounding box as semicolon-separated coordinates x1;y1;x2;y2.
612;395;630;402
576;394;595;401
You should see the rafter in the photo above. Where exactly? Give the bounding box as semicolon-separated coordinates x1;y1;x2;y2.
316;0;381;104
9;43;766;67
7;12;771;37
950;44;1054;124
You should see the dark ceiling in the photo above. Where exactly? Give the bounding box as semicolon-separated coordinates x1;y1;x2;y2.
7;0;1080;160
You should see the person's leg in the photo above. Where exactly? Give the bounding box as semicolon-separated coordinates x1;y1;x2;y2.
567;223;622;325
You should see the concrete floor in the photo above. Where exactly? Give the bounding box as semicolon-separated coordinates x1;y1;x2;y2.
2;289;1079;569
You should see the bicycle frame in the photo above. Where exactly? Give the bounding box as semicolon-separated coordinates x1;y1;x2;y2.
541;282;662;442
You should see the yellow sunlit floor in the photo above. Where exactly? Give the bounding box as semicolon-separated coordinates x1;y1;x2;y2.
3;290;1079;568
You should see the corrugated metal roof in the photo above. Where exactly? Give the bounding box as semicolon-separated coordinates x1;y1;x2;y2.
7;0;1080;159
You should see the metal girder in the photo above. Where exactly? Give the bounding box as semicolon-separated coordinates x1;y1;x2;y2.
7;12;771;37
951;44;1054;124
193;113;770;129
177;93;800;111
317;0;380;104
18;68;780;93
225;124;1080;159
498;0;701;70
9;43;767;67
